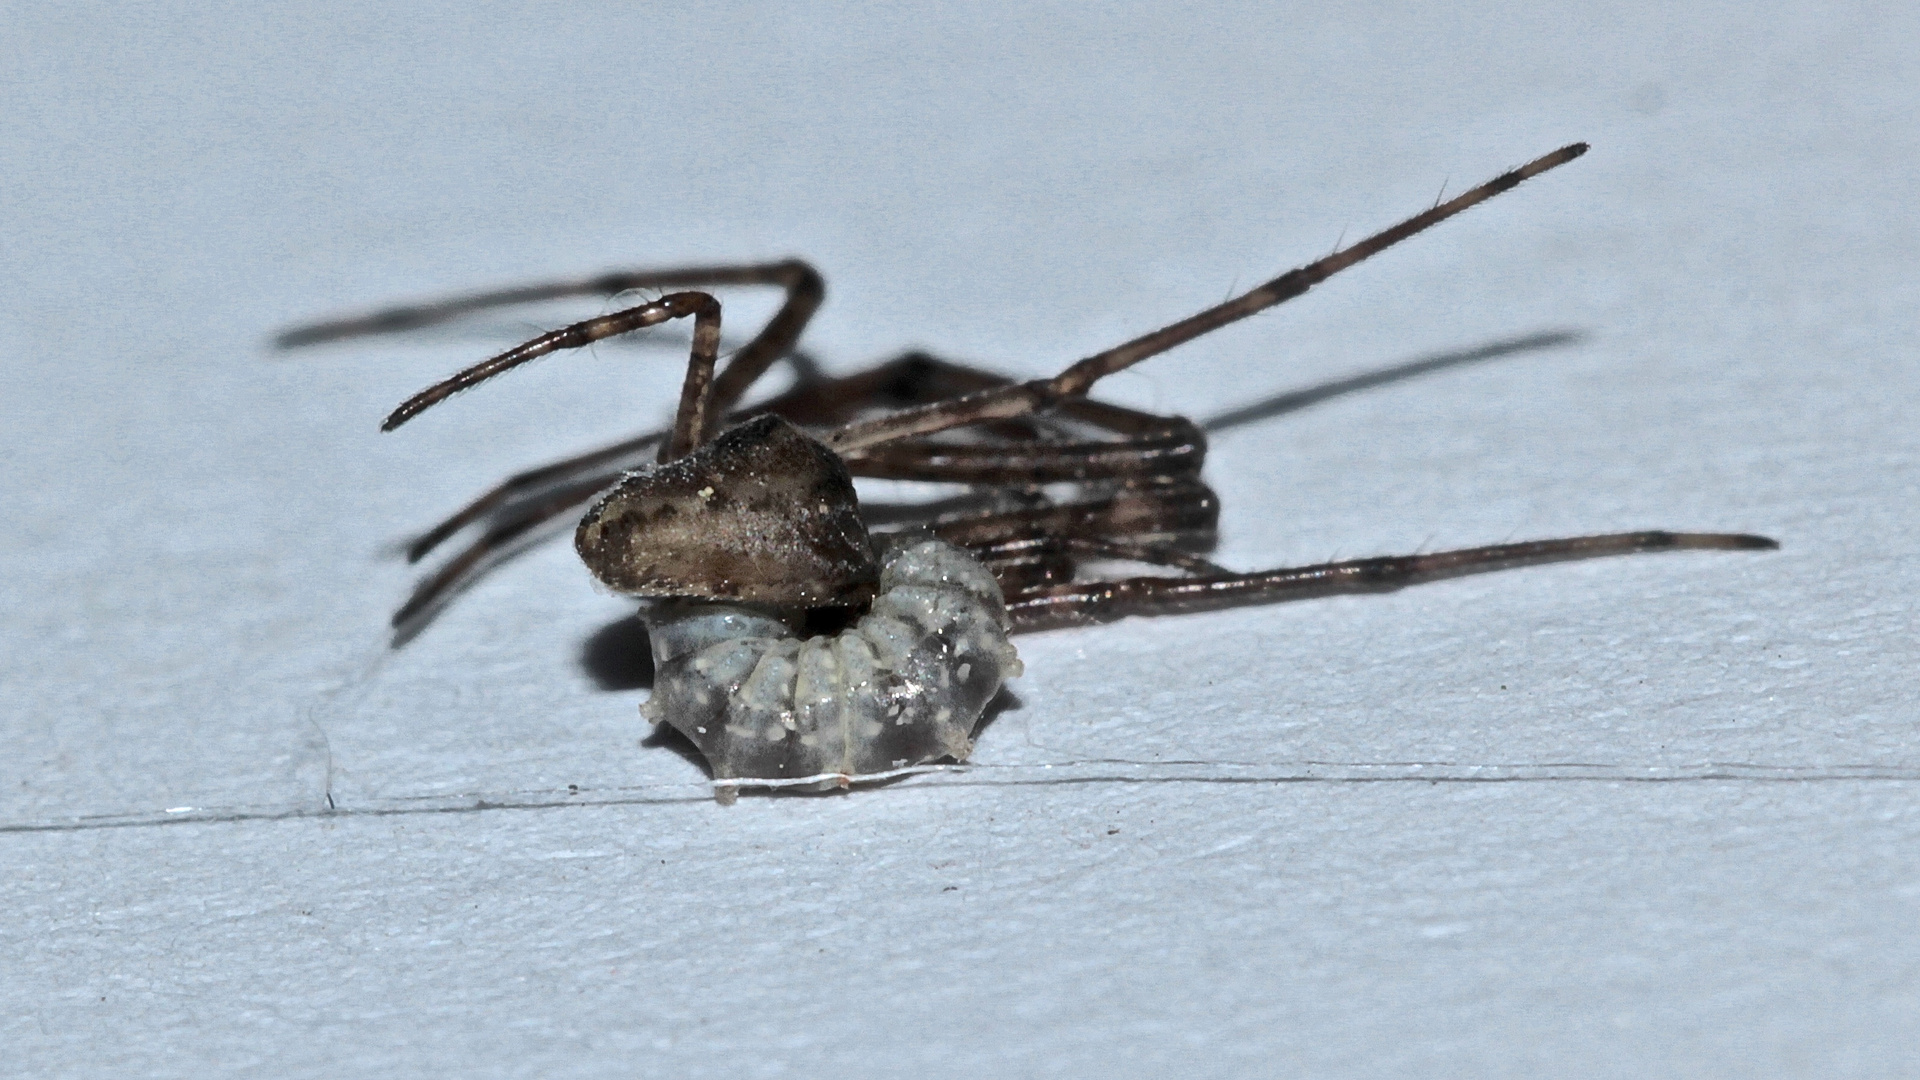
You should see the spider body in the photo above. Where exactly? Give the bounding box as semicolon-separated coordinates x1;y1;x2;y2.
573;414;878;606
280;142;1777;793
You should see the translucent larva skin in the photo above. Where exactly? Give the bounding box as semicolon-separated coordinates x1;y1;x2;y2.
641;537;1024;786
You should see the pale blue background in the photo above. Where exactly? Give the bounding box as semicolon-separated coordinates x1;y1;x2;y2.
3;3;1916;1076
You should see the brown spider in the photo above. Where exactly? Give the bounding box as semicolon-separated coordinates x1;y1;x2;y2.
280;143;1775;791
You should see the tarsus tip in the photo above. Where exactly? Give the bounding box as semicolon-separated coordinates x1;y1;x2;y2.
1684;532;1779;551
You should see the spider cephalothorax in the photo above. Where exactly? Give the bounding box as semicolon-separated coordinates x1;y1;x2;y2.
574;414;879;608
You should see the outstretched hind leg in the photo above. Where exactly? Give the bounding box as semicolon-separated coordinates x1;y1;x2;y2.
823;144;1592;454
1003;531;1779;632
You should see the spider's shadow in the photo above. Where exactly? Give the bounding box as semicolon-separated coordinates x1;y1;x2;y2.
581;614;657;690
1199;329;1581;434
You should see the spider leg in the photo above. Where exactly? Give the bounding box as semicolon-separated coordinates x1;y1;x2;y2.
278;260;823;416
1058;537;1232;575
404;429;664;563
378;291;723;462
763;350;1041;437
924;476;1220;552
843;410;1203;483
965;535;1232;594
807;353;1209;484
864;476;1225;595
390;473;622;635
823;143;1590;454
1002;530;1778;632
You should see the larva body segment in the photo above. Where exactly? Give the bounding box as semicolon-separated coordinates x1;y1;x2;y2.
642;537;1024;787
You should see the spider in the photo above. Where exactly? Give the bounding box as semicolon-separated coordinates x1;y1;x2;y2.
280;143;1775;795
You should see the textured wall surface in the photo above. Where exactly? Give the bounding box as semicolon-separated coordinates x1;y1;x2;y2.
4;3;1916;1076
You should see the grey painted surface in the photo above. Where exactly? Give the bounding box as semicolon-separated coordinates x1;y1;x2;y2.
4;3;1915;1075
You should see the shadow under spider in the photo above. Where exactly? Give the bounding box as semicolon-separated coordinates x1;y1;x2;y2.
581;613;657;690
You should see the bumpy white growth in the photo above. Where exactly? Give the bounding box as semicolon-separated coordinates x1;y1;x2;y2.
641;537;1023;788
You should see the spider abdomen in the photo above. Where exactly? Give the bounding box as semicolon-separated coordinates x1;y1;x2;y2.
641;537;1023;790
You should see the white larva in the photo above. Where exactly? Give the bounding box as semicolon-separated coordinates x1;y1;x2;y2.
641;537;1024;791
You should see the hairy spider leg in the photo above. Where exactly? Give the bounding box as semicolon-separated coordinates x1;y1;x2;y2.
401;428;665;564
390;472;622;634
914;474;1224;592
379;290;724;461
1003;531;1779;632
920;473;1220;551
278;259;824;419
822;143;1591;454
966;535;1232;594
